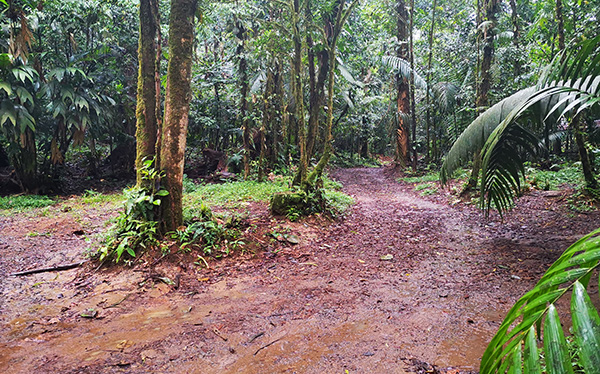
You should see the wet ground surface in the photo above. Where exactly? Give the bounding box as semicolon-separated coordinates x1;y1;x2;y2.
1;167;599;373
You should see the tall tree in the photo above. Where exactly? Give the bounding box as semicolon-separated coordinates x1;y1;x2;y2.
158;0;199;231
425;0;437;163
395;0;410;168
408;0;417;170
135;0;160;186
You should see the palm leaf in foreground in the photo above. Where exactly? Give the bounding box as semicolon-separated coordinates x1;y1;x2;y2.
481;227;600;374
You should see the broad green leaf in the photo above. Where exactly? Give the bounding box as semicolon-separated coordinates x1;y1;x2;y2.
543;305;574;374
0;82;12;95
524;327;541;374
571;282;600;374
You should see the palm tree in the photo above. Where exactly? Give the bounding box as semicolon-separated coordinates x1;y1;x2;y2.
441;35;600;216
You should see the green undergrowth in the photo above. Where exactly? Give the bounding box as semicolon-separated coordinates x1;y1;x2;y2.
525;162;584;190
330;151;381;168
0;195;56;211
183;177;290;210
79;190;124;205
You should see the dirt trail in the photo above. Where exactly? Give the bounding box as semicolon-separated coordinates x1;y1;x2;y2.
1;167;598;373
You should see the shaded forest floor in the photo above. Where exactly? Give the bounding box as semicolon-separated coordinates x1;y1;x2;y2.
1;167;599;373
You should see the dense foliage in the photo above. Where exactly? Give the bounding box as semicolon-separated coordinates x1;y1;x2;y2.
1;0;596;195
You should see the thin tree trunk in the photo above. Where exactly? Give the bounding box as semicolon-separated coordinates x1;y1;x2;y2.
308;0;359;185
159;0;198;232
467;0;498;191
425;0;437;164
236;18;251;179
409;0;417;171
135;0;159;186
556;0;565;63
291;0;308;187
508;0;521;77
573;116;597;190
14;128;37;192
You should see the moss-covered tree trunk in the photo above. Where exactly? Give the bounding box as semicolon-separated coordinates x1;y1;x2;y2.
291;0;308;188
305;0;329;162
135;0;159;186
308;0;358;185
159;0;198;232
466;0;498;191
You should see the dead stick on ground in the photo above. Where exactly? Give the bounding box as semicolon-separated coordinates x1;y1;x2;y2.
254;337;284;356
10;261;87;276
106;294;129;308
212;328;228;341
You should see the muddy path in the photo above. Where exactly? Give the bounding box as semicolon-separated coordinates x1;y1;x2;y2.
1;167;598;373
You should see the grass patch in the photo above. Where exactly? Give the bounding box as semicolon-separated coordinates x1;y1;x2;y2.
80;190;124;205
324;189;355;215
414;182;439;196
0;195;56;211
525;162;584;190
400;172;440;184
184;179;290;209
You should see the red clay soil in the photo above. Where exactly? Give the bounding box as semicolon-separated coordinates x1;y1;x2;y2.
1;167;599;374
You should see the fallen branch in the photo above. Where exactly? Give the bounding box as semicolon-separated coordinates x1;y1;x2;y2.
10;261;87;276
254;337;283;356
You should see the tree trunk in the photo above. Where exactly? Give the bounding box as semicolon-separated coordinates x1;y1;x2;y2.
573;116;598;190
308;0;358;185
159;0;198;232
508;0;521;77
291;0;308;187
13;128;38;192
236;18;251;179
467;0;498;191
477;0;498;110
409;0;417;171
425;0;437;164
556;0;565;63
135;0;159;186
395;0;410;168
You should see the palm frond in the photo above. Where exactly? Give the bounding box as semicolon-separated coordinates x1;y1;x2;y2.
477;36;600;215
439;86;537;184
382;55;427;89
481;228;600;374
432;82;459;113
480;123;540;216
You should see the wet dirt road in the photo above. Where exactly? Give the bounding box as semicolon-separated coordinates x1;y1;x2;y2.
1;167;597;373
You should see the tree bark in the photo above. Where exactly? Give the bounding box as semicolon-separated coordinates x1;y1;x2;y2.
236;18;250;179
135;0;159;186
409;0;417;171
291;0;308;187
508;0;521;77
395;0;410;168
467;0;498;191
556;0;565;63
425;0;437;164
477;0;498;110
159;0;198;231
573;117;597;190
